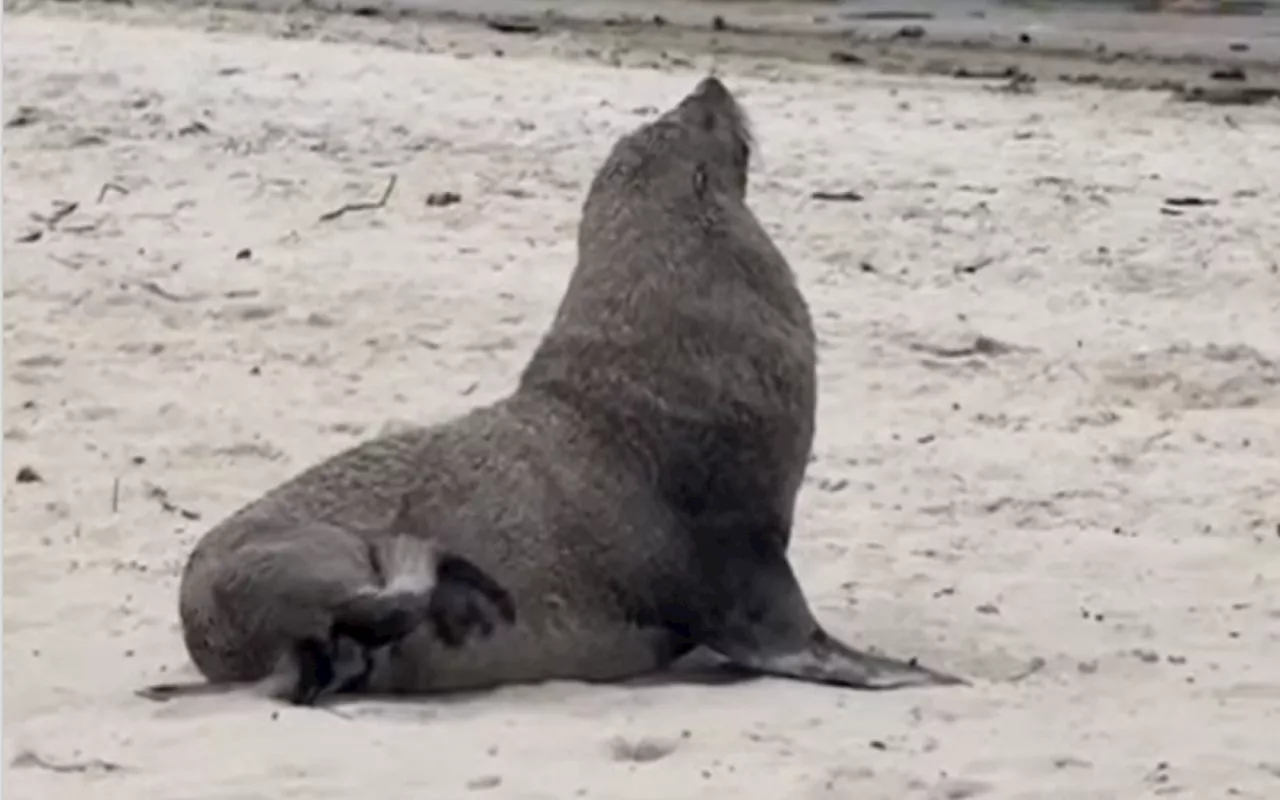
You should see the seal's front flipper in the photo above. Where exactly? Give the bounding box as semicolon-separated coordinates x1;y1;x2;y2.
290;637;336;705
331;591;421;649
718;627;965;690
703;545;964;690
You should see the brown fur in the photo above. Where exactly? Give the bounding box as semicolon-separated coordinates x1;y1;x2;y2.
147;77;960;706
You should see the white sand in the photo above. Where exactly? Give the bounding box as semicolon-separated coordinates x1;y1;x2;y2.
4;4;1279;798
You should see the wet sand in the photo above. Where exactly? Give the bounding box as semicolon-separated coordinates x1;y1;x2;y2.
125;0;1280;95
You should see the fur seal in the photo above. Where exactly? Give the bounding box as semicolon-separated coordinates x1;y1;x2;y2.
143;76;960;706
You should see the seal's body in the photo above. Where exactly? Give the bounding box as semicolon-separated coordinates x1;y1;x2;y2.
150;77;958;706
180;396;693;698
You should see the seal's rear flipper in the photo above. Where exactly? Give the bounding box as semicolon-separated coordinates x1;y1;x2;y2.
342;497;516;650
136;637;372;708
428;553;517;647
330;546;516;651
331;591;421;648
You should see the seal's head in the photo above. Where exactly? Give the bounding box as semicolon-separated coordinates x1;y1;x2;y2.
595;76;754;202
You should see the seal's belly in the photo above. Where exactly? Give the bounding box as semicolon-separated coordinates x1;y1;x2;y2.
370;611;673;694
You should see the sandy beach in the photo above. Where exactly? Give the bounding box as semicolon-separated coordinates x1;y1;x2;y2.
4;2;1280;798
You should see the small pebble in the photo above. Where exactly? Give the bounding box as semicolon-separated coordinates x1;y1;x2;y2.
1210;66;1246;81
1053;756;1092;769
425;191;462;207
1132;648;1160;663
609;737;676;763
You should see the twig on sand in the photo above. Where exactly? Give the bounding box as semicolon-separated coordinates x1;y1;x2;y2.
954;256;995;276
31;200;78;229
318;175;397;222
112;477;120;513
1007;656;1047;684
97;182;130;203
138;281;193;303
144;481;201;520
811;189;864;203
486;17;541;34
10;749;125;775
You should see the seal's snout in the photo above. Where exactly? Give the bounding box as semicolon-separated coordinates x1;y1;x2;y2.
673;75;751;145
692;75;733;102
683;76;741;121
